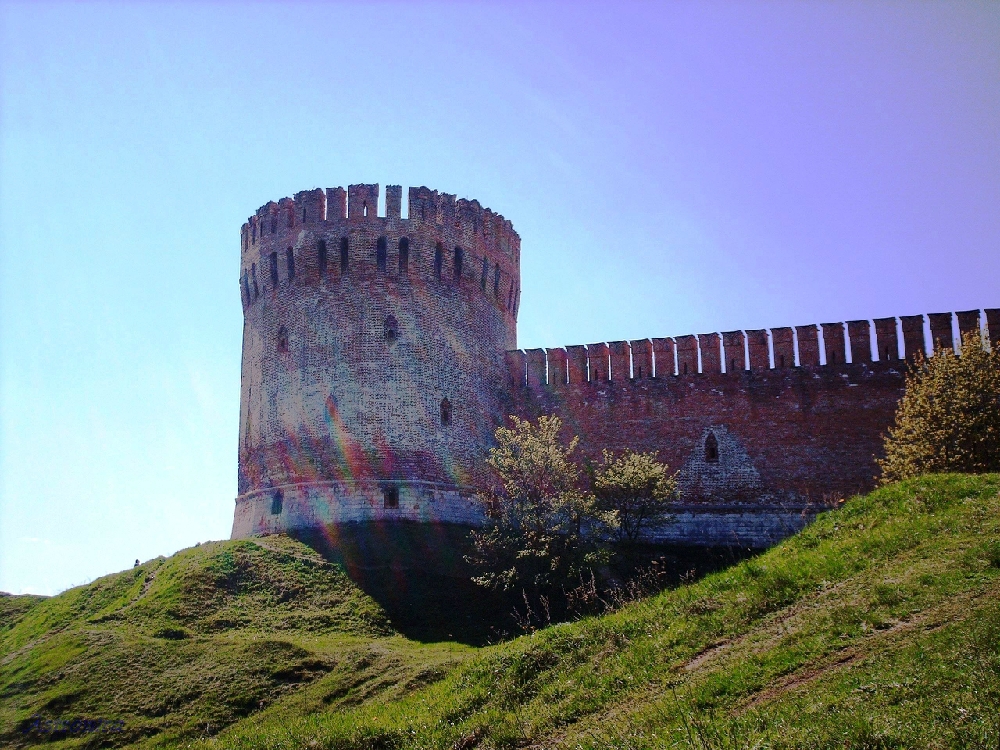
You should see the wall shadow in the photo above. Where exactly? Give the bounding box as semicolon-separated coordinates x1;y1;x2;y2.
289;522;758;646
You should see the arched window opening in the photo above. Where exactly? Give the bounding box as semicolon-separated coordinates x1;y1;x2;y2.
705;432;719;463
317;240;327;274
398;237;409;273
277;325;289;353
383;485;399;509
453;247;463;280
440;397;452;426
270;489;283;515
480;257;488;290
363;203;369;218
434;243;443;280
376;236;387;272
340;238;349;273
384;315;399;342
493;264;501;297
269;251;279;289
251;264;259;299
286;248;295;280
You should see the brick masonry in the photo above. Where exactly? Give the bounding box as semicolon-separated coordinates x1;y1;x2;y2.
232;183;998;547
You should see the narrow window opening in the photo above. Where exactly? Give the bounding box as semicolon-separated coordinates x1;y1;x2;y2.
779;354;785;368
277;325;289;353
251;264;259;299
287;207;294;228
730;359;736;371
270;216;277;233
705;433;719;463
384;315;399;342
340;238;349;273
637;366;643;378
683;362;688;375
453;247;463;280
480;257;488;290
302;207;306;223
440;397;452;426
286;248;295;280
317;240;327;274
252;223;257;243
493;264;500;296
434;243;443;279
242;274;250;305
376;237;387;272
382;485;399;509
398;237;409;273
270;489;283;515
269;251;279;289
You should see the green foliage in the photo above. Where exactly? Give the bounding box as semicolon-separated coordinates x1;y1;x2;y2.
879;331;1000;483
468;415;613;594
0;536;468;749
592;449;678;544
198;474;1000;750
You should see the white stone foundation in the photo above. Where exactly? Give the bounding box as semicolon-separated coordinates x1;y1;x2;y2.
231;480;486;538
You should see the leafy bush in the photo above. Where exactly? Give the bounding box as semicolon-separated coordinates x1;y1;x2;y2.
879;331;1000;483
467;415;612;594
592;449;677;545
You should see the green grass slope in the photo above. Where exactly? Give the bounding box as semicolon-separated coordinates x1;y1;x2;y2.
0;536;472;749
203;474;1000;750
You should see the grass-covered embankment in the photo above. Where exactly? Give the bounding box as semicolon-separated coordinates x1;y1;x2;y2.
206;474;1000;749
0;536;472;748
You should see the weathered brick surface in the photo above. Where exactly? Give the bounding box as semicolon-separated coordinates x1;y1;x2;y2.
928;312;954;353
822;322;846;366
505;361;906;506
234;184;519;538
901;314;926;360
233;183;996;546
847;320;872;363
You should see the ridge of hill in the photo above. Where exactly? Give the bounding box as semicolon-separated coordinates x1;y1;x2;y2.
0;536;472;748
204;474;1000;749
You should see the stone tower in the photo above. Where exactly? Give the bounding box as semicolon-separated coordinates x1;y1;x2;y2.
231;184;520;538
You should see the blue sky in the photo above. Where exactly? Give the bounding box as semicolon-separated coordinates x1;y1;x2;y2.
2;1;998;595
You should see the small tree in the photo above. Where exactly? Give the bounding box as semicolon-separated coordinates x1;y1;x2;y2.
879;330;1000;483
468;415;612;594
592;450;678;545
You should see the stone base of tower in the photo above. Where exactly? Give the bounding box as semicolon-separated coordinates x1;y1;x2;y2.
231;480;486;539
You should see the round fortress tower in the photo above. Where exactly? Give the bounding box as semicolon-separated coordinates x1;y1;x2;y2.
232;184;520;538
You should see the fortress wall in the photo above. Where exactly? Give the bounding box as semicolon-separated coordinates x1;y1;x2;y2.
504;309;998;504
237;185;520;514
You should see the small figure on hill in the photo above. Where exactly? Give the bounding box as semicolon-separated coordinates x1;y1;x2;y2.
879;330;1000;482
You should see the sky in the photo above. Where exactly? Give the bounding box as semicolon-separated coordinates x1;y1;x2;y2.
1;1;998;595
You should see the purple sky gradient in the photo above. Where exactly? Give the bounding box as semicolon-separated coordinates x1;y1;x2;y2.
1;1;997;594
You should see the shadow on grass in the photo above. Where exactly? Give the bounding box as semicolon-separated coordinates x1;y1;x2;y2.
290;522;758;646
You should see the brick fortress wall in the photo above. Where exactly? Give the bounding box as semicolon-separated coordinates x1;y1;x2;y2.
233;184;520;538
504;309;999;545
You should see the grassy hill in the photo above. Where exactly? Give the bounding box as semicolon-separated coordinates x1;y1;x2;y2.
0;535;472;748
3;474;999;749
206;474;1000;750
